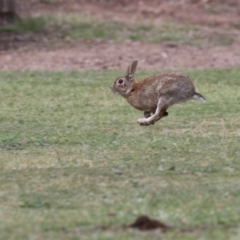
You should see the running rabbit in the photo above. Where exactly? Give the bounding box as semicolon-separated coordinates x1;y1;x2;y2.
110;60;205;126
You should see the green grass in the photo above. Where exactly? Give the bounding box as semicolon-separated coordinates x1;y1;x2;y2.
0;68;240;239
0;16;47;33
50;14;235;46
0;13;234;47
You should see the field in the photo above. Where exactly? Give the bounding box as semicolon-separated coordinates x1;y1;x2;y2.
1;0;240;239
0;68;240;239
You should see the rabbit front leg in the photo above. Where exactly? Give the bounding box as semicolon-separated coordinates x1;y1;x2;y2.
138;98;168;126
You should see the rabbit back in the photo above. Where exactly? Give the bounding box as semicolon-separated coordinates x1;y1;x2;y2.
126;72;196;112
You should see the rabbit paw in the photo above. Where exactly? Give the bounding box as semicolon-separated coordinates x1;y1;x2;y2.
137;118;153;126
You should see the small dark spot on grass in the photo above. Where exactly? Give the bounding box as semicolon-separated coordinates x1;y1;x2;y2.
129;215;170;231
99;215;232;233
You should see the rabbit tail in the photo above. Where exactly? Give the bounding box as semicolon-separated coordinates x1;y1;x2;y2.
193;92;206;102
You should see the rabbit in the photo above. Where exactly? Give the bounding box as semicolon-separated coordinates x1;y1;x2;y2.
110;60;205;126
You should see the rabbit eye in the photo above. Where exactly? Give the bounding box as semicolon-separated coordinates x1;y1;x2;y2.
118;79;124;84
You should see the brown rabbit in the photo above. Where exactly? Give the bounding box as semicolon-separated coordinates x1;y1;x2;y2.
110;60;205;126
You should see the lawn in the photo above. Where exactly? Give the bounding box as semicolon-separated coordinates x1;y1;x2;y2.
0;68;240;239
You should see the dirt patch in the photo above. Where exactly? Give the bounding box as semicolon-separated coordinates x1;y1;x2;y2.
98;215;231;233
1;0;240;70
18;0;240;28
99;215;171;232
1;41;240;71
128;215;170;231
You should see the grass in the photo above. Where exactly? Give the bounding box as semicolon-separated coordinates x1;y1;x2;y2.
0;68;240;239
0;16;47;33
0;13;235;47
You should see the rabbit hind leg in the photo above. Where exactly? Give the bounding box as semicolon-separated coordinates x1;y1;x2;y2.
143;110;168;119
138;98;168;126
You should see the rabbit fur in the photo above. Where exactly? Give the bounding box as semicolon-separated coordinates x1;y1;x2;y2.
110;60;205;126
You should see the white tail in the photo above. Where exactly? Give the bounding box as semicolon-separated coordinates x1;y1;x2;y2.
193;92;206;102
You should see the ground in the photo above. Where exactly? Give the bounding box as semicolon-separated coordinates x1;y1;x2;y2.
0;0;240;71
1;2;240;239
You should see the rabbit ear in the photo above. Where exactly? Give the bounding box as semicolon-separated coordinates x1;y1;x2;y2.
126;60;138;78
